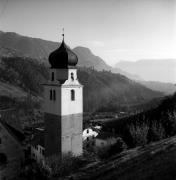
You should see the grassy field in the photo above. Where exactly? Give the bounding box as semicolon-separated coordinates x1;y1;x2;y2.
67;136;176;180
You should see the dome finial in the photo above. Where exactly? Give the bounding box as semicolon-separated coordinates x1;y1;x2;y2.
49;29;78;68
62;28;64;42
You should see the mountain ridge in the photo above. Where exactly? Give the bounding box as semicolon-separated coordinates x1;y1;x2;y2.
0;30;175;95
0;30;141;80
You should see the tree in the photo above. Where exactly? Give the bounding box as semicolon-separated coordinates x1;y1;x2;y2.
150;121;165;141
167;111;176;136
45;153;84;177
129;121;149;146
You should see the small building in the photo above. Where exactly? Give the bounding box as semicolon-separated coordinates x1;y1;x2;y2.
83;128;98;141
83;128;98;149
95;132;117;148
31;128;45;165
0;120;24;180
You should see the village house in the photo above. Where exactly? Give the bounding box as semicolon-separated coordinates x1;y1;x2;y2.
30;128;45;165
83;128;98;141
83;127;99;149
0;120;24;180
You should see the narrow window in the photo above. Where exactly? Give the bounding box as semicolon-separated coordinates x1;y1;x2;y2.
71;72;74;81
53;90;56;101
87;129;89;134
51;72;54;81
71;90;75;101
50;90;52;100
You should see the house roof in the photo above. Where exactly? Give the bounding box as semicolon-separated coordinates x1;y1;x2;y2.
96;132;115;140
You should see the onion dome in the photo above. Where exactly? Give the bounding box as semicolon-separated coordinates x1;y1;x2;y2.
49;35;78;69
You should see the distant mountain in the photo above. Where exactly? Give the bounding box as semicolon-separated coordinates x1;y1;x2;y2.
139;81;176;95
0;31;141;80
0;57;163;112
115;59;176;83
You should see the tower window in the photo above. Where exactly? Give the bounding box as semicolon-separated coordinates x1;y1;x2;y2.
51;72;54;81
71;90;75;101
50;90;52;100
71;72;74;81
53;90;56;101
50;90;56;101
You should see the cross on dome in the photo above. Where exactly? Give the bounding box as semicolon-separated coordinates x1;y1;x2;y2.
62;28;64;41
49;29;78;69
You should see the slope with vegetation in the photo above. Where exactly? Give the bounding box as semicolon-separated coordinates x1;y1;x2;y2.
0;57;163;113
64;135;176;180
78;67;163;112
103;92;176;148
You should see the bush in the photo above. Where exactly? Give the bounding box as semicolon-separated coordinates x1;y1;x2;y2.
129;122;149;146
96;146;111;160
45;153;85;177
109;137;127;155
96;137;127;159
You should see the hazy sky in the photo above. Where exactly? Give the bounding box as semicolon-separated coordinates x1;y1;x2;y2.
0;0;176;65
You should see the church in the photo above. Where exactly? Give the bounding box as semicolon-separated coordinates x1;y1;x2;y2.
31;34;83;161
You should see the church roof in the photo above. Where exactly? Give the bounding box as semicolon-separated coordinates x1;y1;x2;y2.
49;36;78;69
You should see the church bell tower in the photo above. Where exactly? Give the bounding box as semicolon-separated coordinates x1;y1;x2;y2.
43;33;83;157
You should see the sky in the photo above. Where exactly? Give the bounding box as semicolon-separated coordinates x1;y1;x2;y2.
0;0;176;66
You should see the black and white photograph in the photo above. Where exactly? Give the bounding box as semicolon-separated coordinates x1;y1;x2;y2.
0;0;176;179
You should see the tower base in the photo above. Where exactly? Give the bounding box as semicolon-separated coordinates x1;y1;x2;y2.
44;113;82;157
